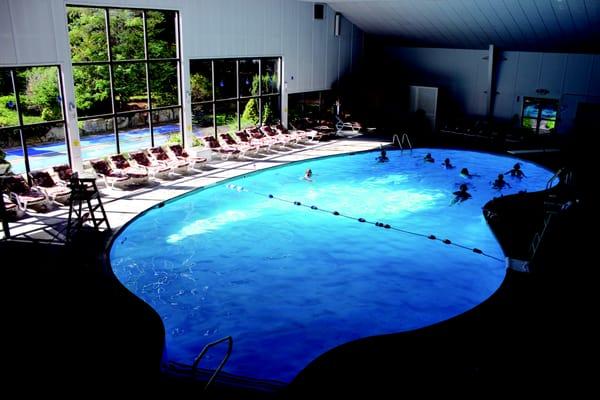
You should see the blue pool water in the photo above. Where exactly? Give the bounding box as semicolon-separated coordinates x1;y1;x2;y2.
109;148;553;382
4;124;178;173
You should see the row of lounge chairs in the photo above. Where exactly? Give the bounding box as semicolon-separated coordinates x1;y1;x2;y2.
1;124;333;218
0;144;207;217
201;124;321;160
88;144;207;190
1;166;74;217
291;116;363;137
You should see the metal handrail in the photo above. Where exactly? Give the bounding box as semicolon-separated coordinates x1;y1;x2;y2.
391;133;413;150
546;167;573;190
546;169;562;189
192;335;234;391
530;232;542;259
401;133;413;149
530;213;553;261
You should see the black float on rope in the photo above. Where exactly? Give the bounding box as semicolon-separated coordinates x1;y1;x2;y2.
236;187;502;262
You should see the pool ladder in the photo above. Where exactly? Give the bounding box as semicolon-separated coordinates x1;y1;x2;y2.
192;335;233;391
391;133;412;150
545;169;561;189
545;167;573;190
531;168;573;260
530;181;572;263
530;213;553;262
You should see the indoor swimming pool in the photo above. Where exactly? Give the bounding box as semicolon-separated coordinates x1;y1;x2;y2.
109;148;554;383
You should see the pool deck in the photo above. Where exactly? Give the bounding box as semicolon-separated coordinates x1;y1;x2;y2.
3;135;389;242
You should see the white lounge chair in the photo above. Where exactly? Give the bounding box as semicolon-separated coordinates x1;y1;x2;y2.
90;159;133;190
168;144;208;169
108;154;150;186
2;192;25;219
2;174;50;212
201;136;241;160
148;146;190;174
29;170;71;205
129;150;172;179
336;115;362;135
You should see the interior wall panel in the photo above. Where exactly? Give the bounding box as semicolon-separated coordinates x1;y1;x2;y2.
282;0;300;93
0;1;16;64
588;55;600;96
563;54;593;95
384;46;600;133
539;53;567;95
7;0;58;64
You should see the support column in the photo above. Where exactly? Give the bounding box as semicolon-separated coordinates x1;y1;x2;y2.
54;2;82;172
181;57;194;149
61;62;83;172
281;58;288;128
486;44;497;120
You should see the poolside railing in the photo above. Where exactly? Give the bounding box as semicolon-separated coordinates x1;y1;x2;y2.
391;133;412;150
192;335;234;391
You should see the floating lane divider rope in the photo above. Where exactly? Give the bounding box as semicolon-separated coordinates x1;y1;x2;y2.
225;184;503;263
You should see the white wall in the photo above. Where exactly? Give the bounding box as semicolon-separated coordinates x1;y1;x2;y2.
384;46;600;133
497;51;600;133
0;0;69;65
0;0;361;92
385;47;489;117
0;0;363;167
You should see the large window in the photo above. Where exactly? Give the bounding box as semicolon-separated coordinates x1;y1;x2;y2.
67;6;182;161
0;66;69;175
288;90;335;126
521;97;559;134
190;58;281;137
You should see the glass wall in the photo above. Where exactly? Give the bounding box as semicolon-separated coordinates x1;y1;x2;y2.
0;66;68;175
521;97;559;134
288;90;335;127
190;58;281;138
239;59;259;98
67;6;182;162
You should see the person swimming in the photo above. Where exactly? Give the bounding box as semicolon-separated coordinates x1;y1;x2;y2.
303;168;313;181
442;158;454;169
424;153;435;163
492;173;511;189
505;162;525;178
376;149;389;162
460;167;479;178
452;183;472;204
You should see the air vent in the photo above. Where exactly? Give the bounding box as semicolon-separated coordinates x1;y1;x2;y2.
314;4;324;20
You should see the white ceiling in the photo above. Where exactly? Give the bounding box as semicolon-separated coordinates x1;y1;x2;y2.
314;0;600;52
